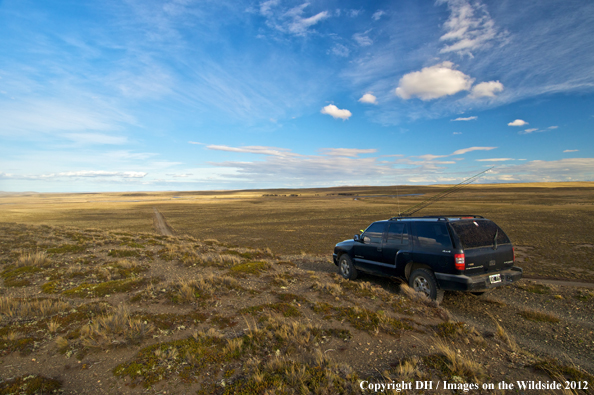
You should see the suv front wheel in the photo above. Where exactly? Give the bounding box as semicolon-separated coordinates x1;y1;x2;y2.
339;254;358;280
409;268;444;303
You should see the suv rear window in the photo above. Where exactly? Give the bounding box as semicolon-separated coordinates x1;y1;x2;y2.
450;220;510;249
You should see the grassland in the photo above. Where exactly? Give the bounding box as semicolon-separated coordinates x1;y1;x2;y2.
0;183;593;393
2;182;593;280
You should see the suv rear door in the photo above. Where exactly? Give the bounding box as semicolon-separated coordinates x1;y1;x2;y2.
379;222;410;276
449;220;514;274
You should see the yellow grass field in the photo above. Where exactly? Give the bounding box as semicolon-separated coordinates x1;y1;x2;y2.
1;182;593;393
2;182;594;280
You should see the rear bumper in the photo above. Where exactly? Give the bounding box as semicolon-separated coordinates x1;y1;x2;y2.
435;266;523;292
332;253;338;265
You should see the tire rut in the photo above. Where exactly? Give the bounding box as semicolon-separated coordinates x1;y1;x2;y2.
153;207;174;236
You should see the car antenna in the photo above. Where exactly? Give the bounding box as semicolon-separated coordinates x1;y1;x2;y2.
397;167;494;217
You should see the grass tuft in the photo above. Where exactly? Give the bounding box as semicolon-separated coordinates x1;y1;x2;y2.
518;308;560;323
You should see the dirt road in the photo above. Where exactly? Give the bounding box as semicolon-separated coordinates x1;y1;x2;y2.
153;207;174;236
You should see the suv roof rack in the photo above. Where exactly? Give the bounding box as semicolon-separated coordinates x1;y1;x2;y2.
389;215;485;221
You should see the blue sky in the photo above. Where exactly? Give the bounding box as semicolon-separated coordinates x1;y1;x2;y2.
1;0;593;192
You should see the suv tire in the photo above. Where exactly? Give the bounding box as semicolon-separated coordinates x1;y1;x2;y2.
409;268;444;303
339;254;358;280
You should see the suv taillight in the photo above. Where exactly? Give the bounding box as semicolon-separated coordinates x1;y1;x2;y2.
455;254;465;271
512;247;515;263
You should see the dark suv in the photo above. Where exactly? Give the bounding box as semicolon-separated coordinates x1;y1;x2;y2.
333;215;522;301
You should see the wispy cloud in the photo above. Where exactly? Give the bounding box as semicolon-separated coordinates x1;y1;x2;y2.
451;146;497;155
0;98;135;138
0;171;147;180
206;145;463;186
259;1;330;36
372;10;385;21
563;149;578;153
437;0;504;57
353;31;373;46
452;116;477;121
489;158;594;182
476;158;514;162
319;148;377;157
520;128;539;134
207;145;298;157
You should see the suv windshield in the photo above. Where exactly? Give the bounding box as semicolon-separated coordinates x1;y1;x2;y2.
450;220;510;249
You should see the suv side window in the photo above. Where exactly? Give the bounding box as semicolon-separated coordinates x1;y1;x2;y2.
415;222;452;249
386;223;409;245
363;222;385;244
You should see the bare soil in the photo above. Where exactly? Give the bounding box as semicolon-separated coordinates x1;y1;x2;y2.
153;208;175;236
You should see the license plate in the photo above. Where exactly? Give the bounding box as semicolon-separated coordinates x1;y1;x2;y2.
489;274;501;284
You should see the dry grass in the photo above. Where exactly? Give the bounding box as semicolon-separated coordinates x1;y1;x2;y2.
16;251;51;267
80;305;154;348
47;319;61;333
434;337;486;380
0;297;71;319
312;281;343;296
168;274;242;303
519;308;560;323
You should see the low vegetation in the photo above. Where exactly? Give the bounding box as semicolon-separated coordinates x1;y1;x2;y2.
1;181;593;394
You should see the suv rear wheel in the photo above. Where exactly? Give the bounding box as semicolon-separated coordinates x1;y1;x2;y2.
409;268;444;302
339;254;358;280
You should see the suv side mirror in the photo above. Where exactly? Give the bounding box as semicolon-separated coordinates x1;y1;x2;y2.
353;234;360;242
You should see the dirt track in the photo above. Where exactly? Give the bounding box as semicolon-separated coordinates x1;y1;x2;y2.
152;207;174;236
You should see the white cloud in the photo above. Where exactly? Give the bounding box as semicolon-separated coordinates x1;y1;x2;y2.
521;128;539;134
508;119;528;126
259;1;330;36
372;10;385;21
548;126;559;129
451;146;497;155
476;158;514;162
452;116;477;121
206;145;462;186
188;141;204;145
0;99;134;137
470;81;504;98
207;145;298;157
395;62;474;100
489;158;594;182
259;0;279;17
319;148;377;157
563;149;578;153
321;104;352;120
358;93;377;104
417;154;448;160
0;171;147;180
329;44;350;57
453;132;462;135
353;31;373;46
437;0;502;56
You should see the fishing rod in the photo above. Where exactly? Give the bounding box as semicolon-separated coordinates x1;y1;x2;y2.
397;167;494;217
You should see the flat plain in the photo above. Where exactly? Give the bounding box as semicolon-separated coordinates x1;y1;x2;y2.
0;182;593;394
